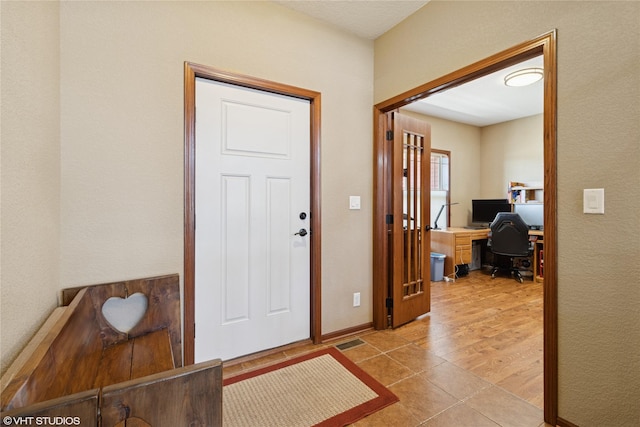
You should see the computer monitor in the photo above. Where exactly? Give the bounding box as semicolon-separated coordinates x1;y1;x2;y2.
513;203;544;230
471;199;511;225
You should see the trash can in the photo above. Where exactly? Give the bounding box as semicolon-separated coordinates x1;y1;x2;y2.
430;252;446;281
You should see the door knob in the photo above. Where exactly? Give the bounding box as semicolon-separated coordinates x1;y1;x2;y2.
294;228;308;237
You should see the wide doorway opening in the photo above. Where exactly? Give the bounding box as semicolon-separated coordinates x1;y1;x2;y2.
372;31;557;424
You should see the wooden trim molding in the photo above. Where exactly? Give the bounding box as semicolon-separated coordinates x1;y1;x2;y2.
183;62;322;365
541;30;559;426
557;417;580;427
372;110;391;330
320;323;374;343
372;31;558;425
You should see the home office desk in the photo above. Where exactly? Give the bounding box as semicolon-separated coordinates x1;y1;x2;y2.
431;227;489;277
431;227;544;281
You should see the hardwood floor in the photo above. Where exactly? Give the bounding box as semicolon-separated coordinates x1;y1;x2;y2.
223;270;550;426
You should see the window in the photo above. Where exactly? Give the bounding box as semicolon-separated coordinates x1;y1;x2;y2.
430;150;451;228
430;151;449;191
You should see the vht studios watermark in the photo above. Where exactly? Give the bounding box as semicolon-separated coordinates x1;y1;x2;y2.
2;416;81;426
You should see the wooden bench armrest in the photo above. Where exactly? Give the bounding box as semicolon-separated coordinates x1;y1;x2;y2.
1;307;67;390
101;359;223;427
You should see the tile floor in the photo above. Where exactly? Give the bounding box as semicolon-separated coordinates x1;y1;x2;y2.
223;271;554;426
340;329;550;427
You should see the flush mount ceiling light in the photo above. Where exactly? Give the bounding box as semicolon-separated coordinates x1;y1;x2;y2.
504;67;544;87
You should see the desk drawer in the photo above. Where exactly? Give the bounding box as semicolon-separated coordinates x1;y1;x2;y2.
471;231;489;240
455;235;472;264
455;248;472;264
453;245;471;264
455;235;471;246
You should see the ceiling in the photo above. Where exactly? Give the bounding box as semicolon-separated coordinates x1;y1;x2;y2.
273;0;543;127
273;0;431;40
403;56;544;127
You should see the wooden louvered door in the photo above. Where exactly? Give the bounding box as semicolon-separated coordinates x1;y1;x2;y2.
390;113;431;327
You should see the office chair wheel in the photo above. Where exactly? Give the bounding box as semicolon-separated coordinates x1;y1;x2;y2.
513;270;524;283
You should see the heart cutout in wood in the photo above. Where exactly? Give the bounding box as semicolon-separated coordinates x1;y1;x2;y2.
101;292;148;333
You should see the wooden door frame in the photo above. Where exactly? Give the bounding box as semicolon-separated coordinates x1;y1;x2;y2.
183;62;322;365
372;31;558;424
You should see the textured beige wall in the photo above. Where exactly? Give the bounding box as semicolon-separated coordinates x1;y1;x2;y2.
377;2;640;425
57;1;374;335
1;1;373;373
480;114;543;198
1;1;61;374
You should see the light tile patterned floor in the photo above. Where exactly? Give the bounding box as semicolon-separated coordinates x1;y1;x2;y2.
223;271;553;426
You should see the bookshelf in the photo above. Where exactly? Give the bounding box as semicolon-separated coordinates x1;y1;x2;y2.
508;181;543;204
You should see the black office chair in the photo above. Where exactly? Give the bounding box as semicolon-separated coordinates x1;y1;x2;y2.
488;212;532;283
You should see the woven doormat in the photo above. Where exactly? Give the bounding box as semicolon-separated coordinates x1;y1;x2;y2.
223;347;399;426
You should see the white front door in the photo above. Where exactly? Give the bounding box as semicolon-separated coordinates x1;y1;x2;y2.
194;78;311;362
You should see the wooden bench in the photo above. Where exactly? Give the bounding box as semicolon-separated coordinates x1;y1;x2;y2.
0;274;222;426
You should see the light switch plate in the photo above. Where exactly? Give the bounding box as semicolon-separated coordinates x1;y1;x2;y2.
583;188;604;214
349;196;361;210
